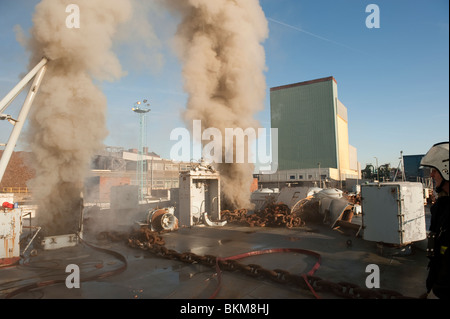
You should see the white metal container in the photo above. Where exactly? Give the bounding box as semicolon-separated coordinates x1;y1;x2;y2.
178;169;221;226
314;188;343;199
361;182;426;244
251;188;279;211
0;208;22;266
277;186;323;209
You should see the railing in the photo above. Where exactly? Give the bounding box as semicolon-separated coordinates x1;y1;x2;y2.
0;187;29;193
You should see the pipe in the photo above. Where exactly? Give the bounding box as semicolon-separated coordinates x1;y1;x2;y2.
211;196;218;219
203;212;227;227
21;226;41;256
0;64;47;183
0;57;48;114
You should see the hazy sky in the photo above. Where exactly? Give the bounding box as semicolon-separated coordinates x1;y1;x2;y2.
0;0;448;170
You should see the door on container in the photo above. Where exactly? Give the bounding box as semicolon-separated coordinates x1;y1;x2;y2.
399;183;426;243
362;185;402;244
191;179;205;223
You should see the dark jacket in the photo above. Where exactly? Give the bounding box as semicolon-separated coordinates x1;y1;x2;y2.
427;194;450;298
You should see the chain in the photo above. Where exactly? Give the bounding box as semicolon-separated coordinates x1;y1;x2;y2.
117;226;418;299
221;203;306;228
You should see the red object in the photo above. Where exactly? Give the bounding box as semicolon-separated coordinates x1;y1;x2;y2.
0;257;21;268
2;202;14;209
211;248;322;299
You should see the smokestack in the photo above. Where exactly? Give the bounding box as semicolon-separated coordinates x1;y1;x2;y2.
165;0;269;209
19;0;133;236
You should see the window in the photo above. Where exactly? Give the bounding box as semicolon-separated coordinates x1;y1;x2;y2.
290;175;296;180
299;175;304;180
153;180;164;188
152;162;164;171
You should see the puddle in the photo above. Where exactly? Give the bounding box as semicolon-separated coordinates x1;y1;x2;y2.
218;239;232;245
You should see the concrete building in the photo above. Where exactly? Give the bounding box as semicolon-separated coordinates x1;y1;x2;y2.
258;76;360;189
87;147;192;203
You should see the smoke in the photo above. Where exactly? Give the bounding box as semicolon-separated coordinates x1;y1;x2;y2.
114;0;165;74
165;0;269;209
19;0;133;235
15;0;267;236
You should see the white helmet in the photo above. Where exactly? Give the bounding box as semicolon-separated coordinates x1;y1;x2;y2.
420;142;449;181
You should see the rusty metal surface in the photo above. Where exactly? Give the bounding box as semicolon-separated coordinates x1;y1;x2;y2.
221;198;324;229
221;204;304;228
0;208;22;266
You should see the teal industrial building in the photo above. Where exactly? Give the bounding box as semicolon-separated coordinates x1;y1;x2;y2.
257;76;360;189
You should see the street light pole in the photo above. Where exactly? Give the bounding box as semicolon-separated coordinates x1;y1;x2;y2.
374;156;379;182
132;100;151;201
318;162;321;188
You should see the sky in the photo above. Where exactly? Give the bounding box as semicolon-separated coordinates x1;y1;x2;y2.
0;0;448;171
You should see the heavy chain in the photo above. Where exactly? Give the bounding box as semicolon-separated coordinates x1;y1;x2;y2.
221;203;305;228
117;227;418;300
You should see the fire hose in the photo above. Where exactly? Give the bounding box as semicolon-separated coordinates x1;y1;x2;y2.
4;236;127;299
211;248;322;299
4;226;419;299
127;227;418;299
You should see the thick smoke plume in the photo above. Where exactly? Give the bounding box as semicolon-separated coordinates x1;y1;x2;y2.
166;0;269;209
20;0;132;235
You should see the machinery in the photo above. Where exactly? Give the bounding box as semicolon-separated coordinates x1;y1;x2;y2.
178;160;222;227
145;207;178;232
0;57;48;182
0;57;48;264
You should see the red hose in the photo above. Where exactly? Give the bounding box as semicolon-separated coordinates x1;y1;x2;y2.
211;248;322;299
5;238;127;299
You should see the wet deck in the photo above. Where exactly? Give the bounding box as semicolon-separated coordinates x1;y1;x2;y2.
0;213;431;301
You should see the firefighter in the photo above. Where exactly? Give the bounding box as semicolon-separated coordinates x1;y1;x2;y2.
420;142;449;299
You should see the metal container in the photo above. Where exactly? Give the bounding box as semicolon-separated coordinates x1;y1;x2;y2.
276;186;323;210
361;182;426;244
178;169;221;226
314;188;343;199
251;188;279;211
0;208;22;266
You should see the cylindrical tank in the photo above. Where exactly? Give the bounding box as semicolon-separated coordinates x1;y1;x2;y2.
315;188;343;199
147;208;177;232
